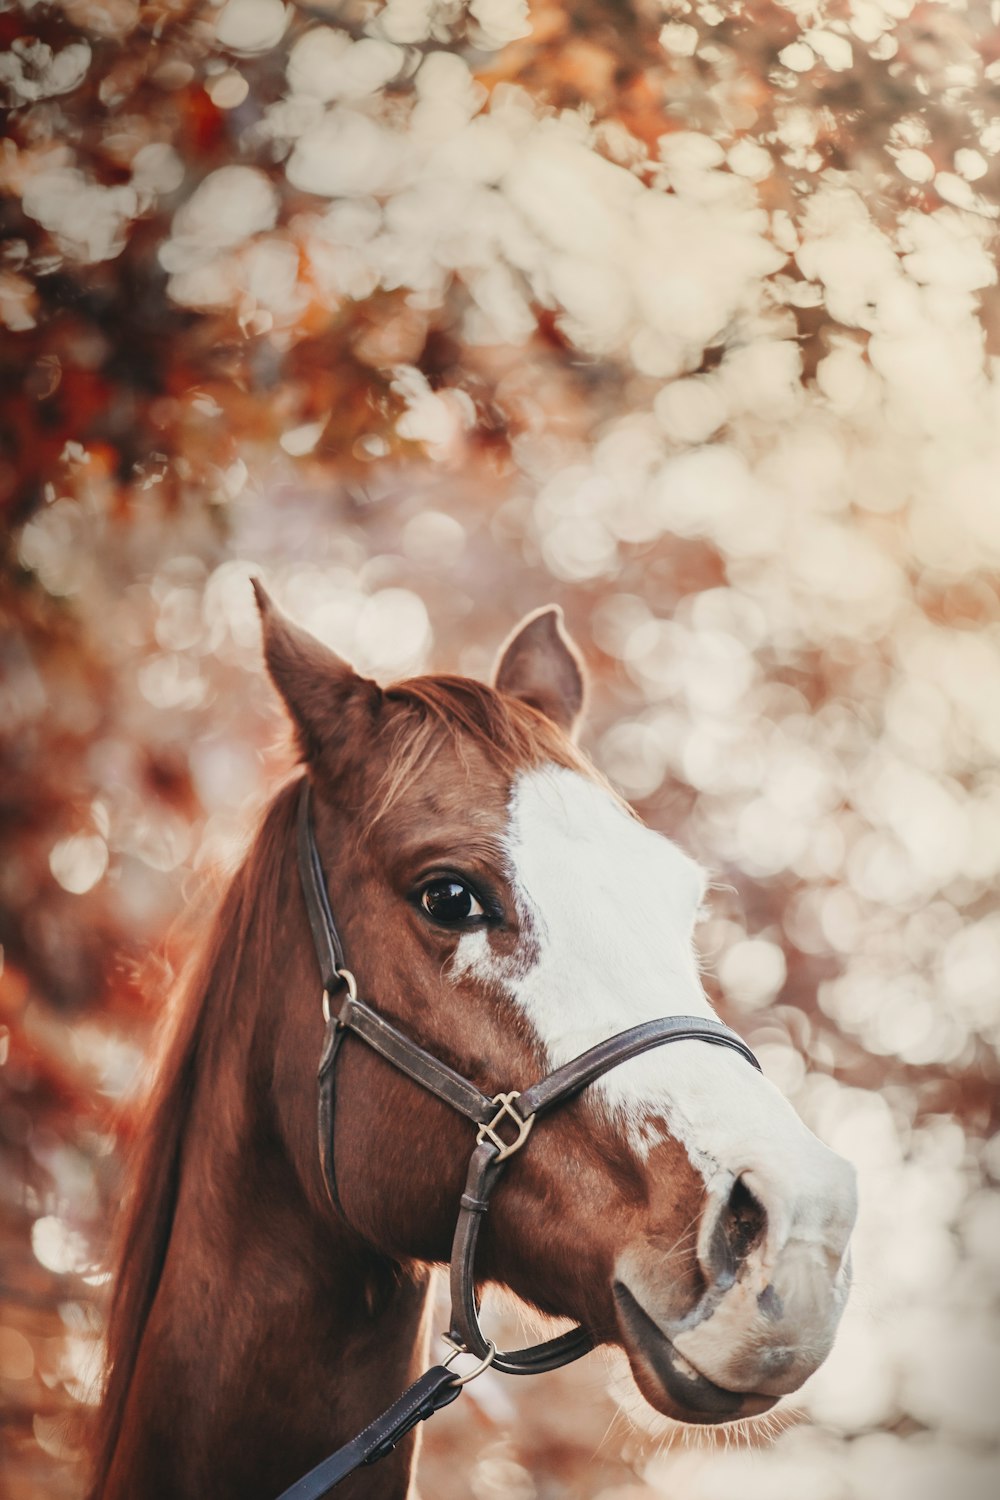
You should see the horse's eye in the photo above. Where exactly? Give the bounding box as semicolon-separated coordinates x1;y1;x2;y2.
420;880;485;925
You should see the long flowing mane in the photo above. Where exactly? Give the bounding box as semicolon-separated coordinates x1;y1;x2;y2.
88;782;300;1499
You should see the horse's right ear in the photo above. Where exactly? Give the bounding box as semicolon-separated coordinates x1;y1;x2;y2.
252;580;381;762
493;605;586;739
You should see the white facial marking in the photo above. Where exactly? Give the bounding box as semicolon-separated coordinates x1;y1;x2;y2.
457;763;710;1053
454;764;715;1144
453;764;856;1272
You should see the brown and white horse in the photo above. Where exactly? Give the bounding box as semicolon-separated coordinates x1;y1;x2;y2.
89;594;857;1499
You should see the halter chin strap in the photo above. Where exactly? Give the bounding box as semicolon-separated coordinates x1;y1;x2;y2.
281;779;761;1495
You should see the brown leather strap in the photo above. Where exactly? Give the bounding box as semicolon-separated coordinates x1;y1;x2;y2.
520;1014;760;1117
316;988;497;1213
338;995;495;1124
316;1016;347;1214
297;782;347;996
448;1144;593;1374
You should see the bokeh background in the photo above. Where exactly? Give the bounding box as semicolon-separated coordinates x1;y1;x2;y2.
2;0;999;1496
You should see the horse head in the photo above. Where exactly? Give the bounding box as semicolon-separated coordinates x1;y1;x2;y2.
257;588;857;1427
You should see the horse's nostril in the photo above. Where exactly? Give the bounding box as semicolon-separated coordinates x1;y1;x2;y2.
704;1175;767;1286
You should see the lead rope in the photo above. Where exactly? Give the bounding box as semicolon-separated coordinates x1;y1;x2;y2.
273;1342;495;1500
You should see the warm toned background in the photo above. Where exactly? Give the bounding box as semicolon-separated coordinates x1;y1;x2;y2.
2;1;999;1497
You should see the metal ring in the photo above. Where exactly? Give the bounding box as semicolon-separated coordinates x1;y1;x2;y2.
322;968;358;1024
442;1339;497;1386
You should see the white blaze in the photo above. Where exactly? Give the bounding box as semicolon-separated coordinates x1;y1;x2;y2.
454;765;851;1258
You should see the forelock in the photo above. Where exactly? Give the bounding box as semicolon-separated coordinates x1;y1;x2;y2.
368;675;594;823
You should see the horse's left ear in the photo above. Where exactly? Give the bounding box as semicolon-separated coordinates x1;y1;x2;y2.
252;579;382;764
493;605;586;739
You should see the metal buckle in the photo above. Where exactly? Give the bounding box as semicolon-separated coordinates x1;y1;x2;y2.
322;967;358;1024
442;1339;497;1386
476;1092;534;1162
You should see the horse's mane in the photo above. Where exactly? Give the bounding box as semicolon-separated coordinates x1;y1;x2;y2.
88;781;300;1500
89;671;591;1494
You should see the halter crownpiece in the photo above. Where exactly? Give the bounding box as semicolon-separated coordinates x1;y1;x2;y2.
278;779;761;1498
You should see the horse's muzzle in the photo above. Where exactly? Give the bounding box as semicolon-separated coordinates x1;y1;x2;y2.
613;1144;857;1422
613;1281;779;1423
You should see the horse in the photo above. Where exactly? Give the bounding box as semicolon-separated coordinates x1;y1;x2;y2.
88;590;857;1499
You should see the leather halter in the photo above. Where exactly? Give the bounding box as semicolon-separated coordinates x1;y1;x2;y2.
278;779;761;1497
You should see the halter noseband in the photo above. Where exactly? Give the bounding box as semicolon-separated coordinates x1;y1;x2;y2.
279;779;760;1498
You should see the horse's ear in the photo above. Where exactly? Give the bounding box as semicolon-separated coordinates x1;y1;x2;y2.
252;580;381;762
493;605;586;738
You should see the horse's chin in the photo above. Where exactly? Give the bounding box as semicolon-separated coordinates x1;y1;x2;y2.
612;1281;779;1427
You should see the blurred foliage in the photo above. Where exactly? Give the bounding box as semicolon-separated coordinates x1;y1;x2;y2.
2;1;1000;1497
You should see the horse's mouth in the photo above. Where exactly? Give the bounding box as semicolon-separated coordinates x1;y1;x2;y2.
612;1282;778;1425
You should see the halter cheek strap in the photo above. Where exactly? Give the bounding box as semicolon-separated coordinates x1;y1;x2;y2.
296;785;349;998
279;779;761;1497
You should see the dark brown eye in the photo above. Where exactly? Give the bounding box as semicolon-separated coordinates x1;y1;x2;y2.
420;880;485;925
